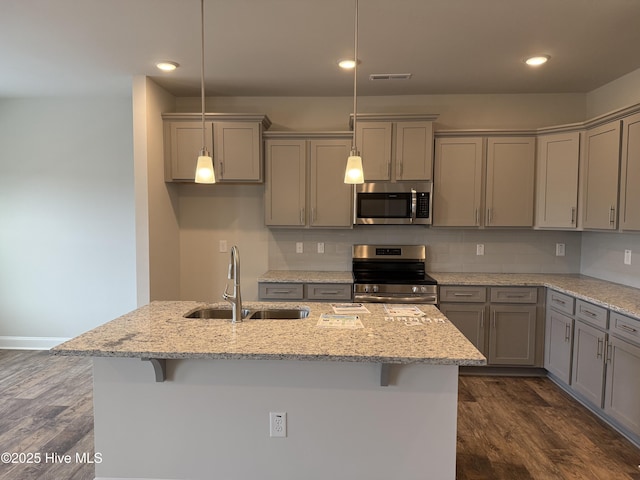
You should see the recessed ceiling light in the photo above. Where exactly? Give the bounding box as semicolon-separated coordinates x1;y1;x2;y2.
338;59;357;69
156;61;179;72
525;55;550;67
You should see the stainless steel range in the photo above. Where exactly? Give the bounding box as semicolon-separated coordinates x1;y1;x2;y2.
352;245;438;304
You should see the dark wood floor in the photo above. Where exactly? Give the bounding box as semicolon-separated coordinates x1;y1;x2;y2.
0;351;638;480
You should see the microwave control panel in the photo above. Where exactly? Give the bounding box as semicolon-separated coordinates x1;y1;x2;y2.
416;192;430;218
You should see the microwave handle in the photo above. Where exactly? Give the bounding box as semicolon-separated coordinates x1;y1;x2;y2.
410;189;417;224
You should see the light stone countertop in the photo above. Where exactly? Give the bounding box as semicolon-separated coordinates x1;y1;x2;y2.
50;301;486;366
257;270;353;283
431;273;640;319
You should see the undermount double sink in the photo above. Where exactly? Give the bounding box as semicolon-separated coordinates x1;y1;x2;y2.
184;307;310;320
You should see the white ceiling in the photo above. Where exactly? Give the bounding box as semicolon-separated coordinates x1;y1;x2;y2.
2;0;640;98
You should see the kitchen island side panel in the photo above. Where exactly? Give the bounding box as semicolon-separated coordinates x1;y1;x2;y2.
93;357;458;480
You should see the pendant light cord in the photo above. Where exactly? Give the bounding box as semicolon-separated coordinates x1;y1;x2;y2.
352;0;359;154
200;0;206;151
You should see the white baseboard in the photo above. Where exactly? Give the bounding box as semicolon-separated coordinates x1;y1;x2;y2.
0;336;71;350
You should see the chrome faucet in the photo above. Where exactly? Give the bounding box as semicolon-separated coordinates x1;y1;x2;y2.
222;245;242;323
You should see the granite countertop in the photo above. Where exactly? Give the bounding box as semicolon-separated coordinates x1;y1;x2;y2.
258;270;353;283
50;301;486;366
431;273;640;319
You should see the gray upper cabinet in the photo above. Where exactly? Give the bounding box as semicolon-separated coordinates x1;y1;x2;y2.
264;136;352;228
355;116;435;182
213;122;262;182
535;132;580;229
582;120;622;230
485;137;536;227
162;113;271;183
264;139;306;226
620;112;640;231
433;137;483;227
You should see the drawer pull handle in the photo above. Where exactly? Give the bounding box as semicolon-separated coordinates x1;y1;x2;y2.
618;324;638;333
271;290;293;294
319;291;340;295
565;323;571;342
453;293;474;297
582;309;597;318
597;338;603;359
505;294;527;298
553;298;566;305
605;342;612;363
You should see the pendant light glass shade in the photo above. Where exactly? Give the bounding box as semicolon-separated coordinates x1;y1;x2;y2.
195;148;215;183
344;0;364;184
344;151;364;184
194;0;216;184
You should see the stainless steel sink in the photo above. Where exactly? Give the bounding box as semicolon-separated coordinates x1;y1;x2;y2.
184;307;309;320
248;308;310;320
184;308;250;319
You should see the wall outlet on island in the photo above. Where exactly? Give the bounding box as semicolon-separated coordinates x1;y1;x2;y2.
296;242;303;254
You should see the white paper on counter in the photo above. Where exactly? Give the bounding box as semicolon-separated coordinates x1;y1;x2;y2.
331;303;370;314
382;305;425;316
316;314;364;329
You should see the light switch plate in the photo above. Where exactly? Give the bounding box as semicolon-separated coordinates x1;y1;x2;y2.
296;242;303;254
624;250;632;265
219;240;227;253
476;244;484;256
556;243;565;257
317;242;325;254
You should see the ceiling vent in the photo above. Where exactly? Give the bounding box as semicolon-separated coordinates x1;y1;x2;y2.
369;73;412;81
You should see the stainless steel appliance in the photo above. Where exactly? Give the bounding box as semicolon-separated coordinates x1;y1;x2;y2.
354;182;432;225
352;244;438;304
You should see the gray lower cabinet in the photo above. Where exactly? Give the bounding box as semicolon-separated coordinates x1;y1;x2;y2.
439;285;541;366
571;319;607;408
259;282;351;302
488;304;537;365
545;309;574;384
604;312;640;437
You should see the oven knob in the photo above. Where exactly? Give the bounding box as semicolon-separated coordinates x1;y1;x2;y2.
363;285;369;293
412;286;418;293
372;285;379;293
420;286;427;293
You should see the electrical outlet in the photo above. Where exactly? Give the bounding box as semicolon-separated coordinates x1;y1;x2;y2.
476;244;484;256
269;412;287;437
317;242;325;254
219;240;227;253
624;249;632;265
296;242;303;254
556;243;565;257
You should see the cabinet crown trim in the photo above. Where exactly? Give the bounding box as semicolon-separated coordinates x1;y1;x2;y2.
162;112;272;130
264;131;352;139
348;113;439;128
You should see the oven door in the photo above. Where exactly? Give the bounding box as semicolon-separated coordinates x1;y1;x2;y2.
355;192;414;225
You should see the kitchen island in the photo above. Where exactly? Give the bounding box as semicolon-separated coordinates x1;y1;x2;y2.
52;301;485;480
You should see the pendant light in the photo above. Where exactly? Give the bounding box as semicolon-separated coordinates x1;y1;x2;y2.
344;0;364;184
195;0;215;184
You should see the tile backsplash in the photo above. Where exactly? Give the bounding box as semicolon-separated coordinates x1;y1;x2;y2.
268;227;582;274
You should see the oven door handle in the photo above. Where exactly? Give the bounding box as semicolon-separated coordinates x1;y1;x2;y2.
354;294;438;304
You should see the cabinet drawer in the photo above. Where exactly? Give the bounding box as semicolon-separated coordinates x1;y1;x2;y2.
259;283;304;300
610;312;640;346
439;286;487;303
490;287;538;304
547;290;575;315
305;284;352;301
576;300;608;330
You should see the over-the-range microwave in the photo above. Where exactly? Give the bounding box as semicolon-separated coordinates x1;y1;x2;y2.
354;182;432;225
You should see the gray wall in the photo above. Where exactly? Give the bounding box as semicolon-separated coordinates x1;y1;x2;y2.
0;97;137;345
581;232;640;289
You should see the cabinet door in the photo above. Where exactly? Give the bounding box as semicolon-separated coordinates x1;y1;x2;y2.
571;320;606;408
356;122;392;181
166;121;213;181
620;112;640;231
309;140;353;227
488;304;537;365
582;120;621;229
535;132;580;228
214;122;262;182
395;121;433;181
264;140;306;226
485;137;535;227
440;303;486;355
604;336;640;436
545;309;574;384
432;137;483;227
